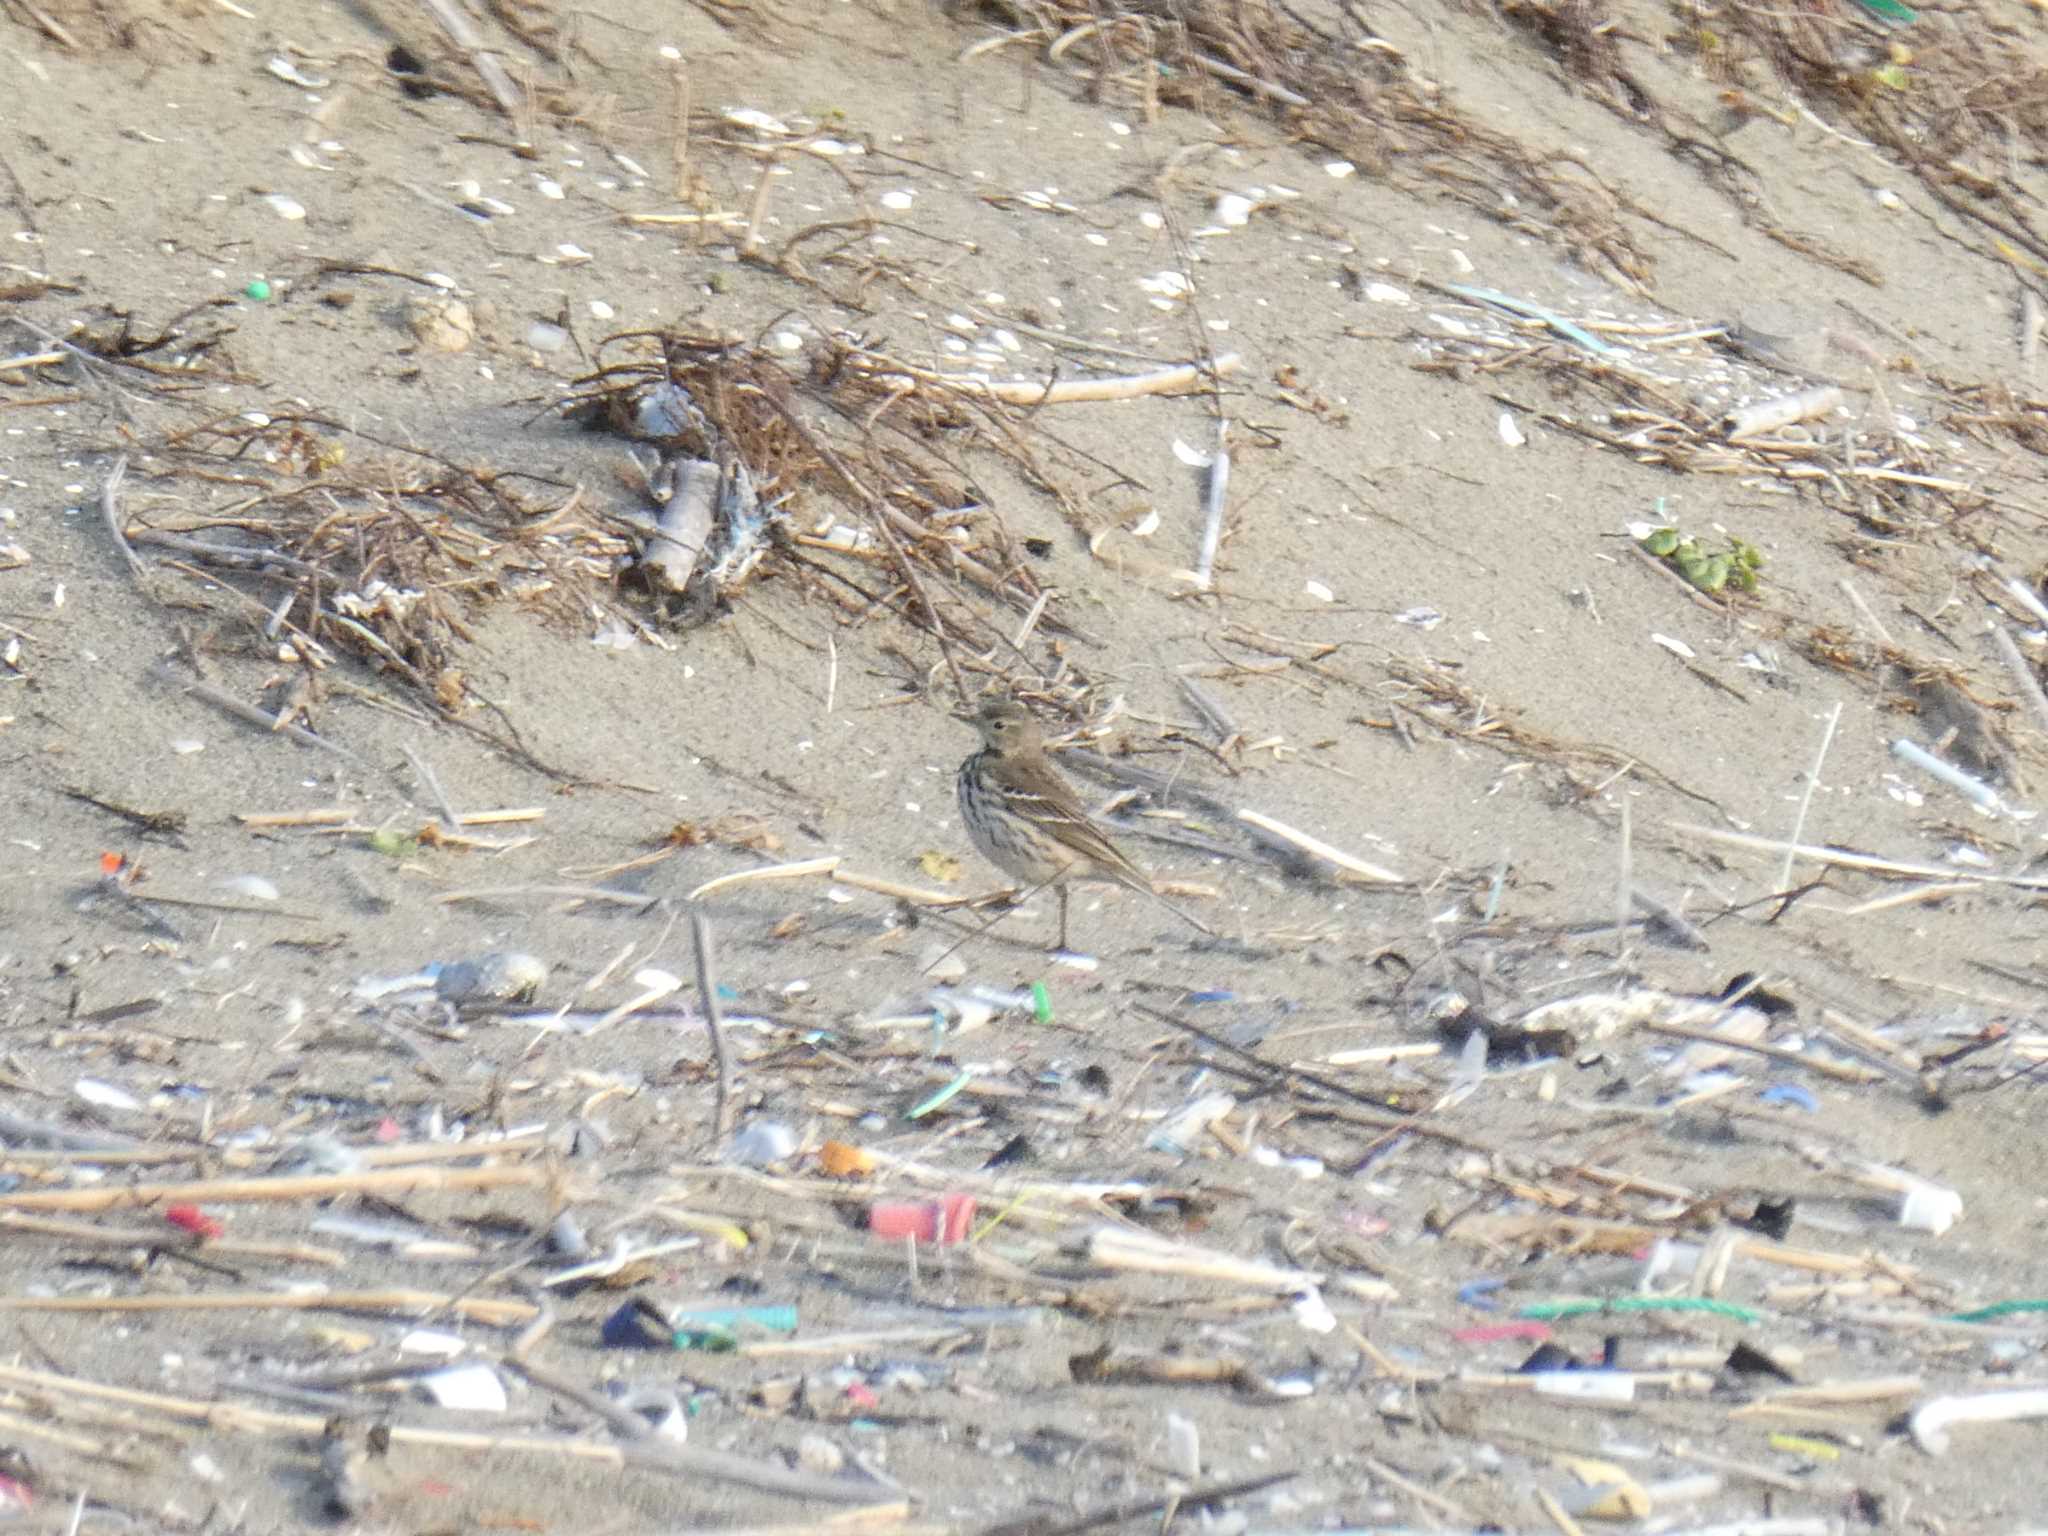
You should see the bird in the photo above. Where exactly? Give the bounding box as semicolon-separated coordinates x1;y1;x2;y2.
956;698;1212;951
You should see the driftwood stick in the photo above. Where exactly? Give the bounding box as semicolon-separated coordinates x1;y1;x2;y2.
0;1362;895;1503
0;1163;542;1213
184;680;362;764
692;911;735;1151
418;0;523;124
0;1289;537;1326
0;1210;346;1266
99;455;147;582
848;352;1241;406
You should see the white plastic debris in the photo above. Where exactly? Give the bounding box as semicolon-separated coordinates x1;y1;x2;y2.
1897;1182;1963;1235
1291;1287;1338;1334
281;1134;363;1176
1497;411;1527;448
1534;1371;1636;1402
542;1235;700;1290
1856;1162;1963;1235
266;56;330;89
547;1213;589;1258
918;945;967;983
1724;385;1843;441
435;952;548;1006
312;1215;433;1250
1147;1091;1236;1156
419;1363;507;1413
398;1329;467;1357
727;1119;799;1167
1214;192;1255;227
1909;1387;2048;1454
1457;1026;1488;1083
1166;1411;1201;1478
723;106;791;135
1891;737;2005;815
219;874;279;902
263;193;306;221
74;1079;139;1111
1253;1146;1325;1179
796;1432;842;1473
586;967;682;1034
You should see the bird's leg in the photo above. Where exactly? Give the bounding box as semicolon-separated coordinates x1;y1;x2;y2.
1056;884;1070;953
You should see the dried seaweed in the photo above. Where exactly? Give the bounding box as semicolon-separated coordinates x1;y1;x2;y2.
125;408;610;725
559;327;1185;707
963;0;1663;291
1407;301;1998;549
1498;0;2048;282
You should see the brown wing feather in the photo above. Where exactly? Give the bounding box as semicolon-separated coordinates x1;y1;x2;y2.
985;753;1154;891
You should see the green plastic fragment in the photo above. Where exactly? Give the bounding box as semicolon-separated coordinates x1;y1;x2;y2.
244;279;271;301
670;1304;799;1350
1517;1296;1762;1323
1031;980;1053;1023
906;1071;972;1120
1853;0;1917;23
1946;1299;2048;1323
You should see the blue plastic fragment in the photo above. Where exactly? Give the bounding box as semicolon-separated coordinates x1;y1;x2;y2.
1457;1276;1505;1311
1440;282;1619;357
600;1300;673;1349
1759;1082;1819;1112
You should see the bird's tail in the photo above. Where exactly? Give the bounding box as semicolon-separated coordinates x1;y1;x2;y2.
1136;877;1215;937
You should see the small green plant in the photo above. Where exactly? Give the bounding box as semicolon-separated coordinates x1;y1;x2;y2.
1640;527;1764;595
367;826;420;858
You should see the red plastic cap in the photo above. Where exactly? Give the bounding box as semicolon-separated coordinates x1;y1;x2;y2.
869;1193;977;1245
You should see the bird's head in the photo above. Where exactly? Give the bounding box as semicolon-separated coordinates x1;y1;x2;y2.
968;698;1042;756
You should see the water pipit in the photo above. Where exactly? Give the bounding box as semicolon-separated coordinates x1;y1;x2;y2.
956;699;1210;950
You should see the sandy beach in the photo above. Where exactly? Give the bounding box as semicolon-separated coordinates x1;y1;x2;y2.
2;0;2047;1530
